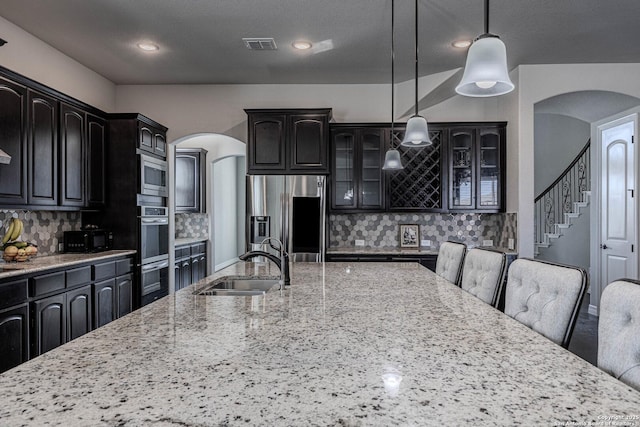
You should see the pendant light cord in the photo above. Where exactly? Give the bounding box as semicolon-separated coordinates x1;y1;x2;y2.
484;0;490;34
391;0;395;137
414;0;419;116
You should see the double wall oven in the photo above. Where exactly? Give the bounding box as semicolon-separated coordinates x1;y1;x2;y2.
139;205;170;306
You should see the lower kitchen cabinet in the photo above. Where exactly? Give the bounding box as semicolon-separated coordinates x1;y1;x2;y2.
32;293;66;357
0;303;29;373
93;279;115;329
0;254;134;368
326;253;437;272
175;241;207;291
67;284;92;341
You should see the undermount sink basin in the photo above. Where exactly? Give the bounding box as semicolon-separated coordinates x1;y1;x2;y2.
197;278;280;296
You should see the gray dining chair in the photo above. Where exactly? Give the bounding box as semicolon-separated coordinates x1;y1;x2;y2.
459;248;507;308
504;258;587;348
598;279;640;391
435;241;466;285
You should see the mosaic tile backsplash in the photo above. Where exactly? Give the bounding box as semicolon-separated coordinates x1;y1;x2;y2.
175;213;209;239
0;210;81;256
329;212;517;250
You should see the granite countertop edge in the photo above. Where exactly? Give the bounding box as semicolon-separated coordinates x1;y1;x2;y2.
0;249;137;279
326;246;517;256
175;236;209;246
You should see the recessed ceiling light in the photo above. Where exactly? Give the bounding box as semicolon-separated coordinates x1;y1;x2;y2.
292;40;312;50
452;40;472;49
137;42;159;52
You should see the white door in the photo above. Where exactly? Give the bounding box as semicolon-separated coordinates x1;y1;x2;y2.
600;118;636;291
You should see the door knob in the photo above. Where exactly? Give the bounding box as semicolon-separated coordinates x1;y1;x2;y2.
600;244;609;249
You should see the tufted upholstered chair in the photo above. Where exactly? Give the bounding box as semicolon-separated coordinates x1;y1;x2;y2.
504;258;587;348
460;248;507;308
598;279;640;391
435;241;466;285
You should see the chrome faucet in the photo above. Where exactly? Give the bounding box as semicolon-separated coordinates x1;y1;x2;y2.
238;237;290;287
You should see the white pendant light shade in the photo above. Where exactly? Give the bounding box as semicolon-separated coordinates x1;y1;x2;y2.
382;149;403;170
400;116;432;147
455;35;514;97
0;148;11;164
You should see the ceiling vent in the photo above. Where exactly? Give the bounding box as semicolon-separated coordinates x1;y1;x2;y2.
243;38;277;50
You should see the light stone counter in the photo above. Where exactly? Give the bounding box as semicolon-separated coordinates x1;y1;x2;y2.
0;261;638;426
0;250;137;279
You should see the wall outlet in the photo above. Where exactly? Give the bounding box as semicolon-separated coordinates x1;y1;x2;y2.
482;239;494;247
420;239;431;247
355;239;365;247
58;242;63;252
508;238;515;250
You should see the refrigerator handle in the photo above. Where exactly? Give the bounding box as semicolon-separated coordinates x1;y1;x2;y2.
281;189;289;257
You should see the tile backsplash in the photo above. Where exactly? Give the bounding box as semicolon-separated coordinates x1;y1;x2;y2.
329;212;517;250
175;213;209;239
0;210;81;256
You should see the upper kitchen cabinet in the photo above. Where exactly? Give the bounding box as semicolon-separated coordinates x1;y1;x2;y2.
448;123;506;212
138;122;167;159
245;108;332;175
386;125;447;212
175;148;207;213
0;77;28;205
0;66;110;210
330;125;385;211
59;102;86;208
27;90;58;206
86;115;107;209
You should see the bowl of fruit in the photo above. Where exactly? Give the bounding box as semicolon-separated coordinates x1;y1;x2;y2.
1;217;38;262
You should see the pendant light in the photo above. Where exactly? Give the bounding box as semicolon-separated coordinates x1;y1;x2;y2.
401;0;432;148
455;0;514;97
383;0;404;170
0;148;11;165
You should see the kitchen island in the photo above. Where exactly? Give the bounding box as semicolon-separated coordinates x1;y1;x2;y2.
0;261;639;425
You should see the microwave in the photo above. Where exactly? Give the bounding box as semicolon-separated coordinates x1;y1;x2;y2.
64;230;113;253
139;153;168;197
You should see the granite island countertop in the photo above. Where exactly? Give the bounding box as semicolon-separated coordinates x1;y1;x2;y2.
327;245;517;256
0;250;137;279
0;261;637;426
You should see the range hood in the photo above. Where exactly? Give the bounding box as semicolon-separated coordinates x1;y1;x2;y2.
0;148;11;165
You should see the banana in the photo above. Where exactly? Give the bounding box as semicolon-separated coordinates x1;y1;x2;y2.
10;218;23;241
2;220;15;244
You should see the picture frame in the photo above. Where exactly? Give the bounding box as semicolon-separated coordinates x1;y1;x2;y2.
399;224;420;248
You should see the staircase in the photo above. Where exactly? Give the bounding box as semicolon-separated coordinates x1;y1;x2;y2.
534;140;591;255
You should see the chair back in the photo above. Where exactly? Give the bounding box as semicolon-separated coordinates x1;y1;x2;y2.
504;258;587;348
460;248;507;307
435;241;466;285
598;279;640;391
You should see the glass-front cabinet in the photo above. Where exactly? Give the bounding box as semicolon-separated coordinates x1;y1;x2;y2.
449;124;504;212
330;127;384;211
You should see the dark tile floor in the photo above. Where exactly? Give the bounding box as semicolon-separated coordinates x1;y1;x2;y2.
568;295;599;365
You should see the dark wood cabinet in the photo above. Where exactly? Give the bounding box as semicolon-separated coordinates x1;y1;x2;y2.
115;274;133;318
32;293;66;357
174;242;207;291
59;102;86;207
175;148;207;213
0;303;29;374
246;109;331;174
0;77;28;205
449;124;505;212
86;114;107;208
66;284;92;341
27;89;58;206
0;66;110;210
93;278;115;329
137;122;167;158
330;126;385;211
328;122;505;213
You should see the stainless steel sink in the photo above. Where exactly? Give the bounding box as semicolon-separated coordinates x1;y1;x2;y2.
197;278;280;296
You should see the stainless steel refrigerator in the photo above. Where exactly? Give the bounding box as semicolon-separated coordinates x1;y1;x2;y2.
246;175;326;262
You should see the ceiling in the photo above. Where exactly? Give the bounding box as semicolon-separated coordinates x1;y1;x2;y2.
2;0;640;85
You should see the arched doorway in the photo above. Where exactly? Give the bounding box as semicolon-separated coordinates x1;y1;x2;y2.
170;133;246;291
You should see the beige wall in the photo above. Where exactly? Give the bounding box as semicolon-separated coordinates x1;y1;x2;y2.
0;16;116;112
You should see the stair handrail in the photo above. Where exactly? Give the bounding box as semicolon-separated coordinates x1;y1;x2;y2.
535;139;591;202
